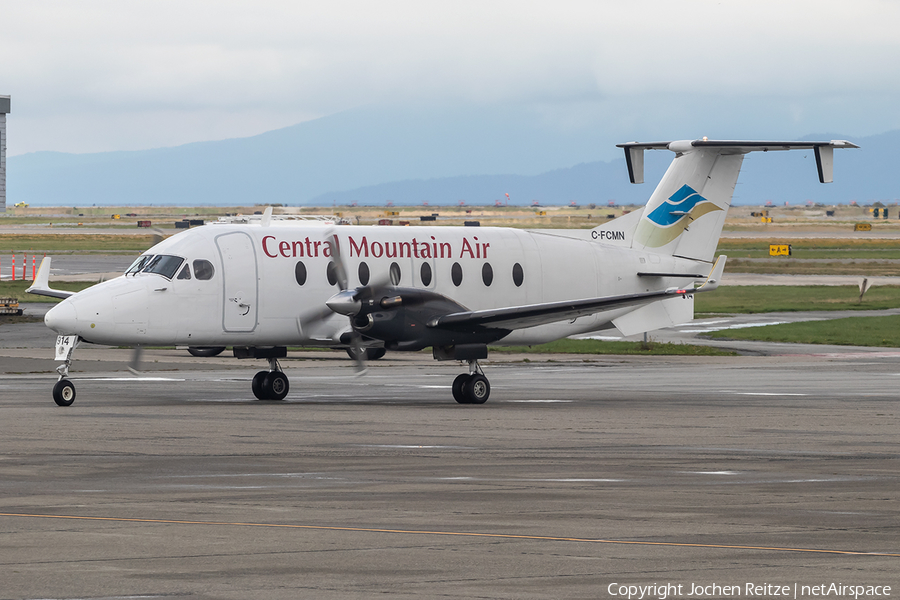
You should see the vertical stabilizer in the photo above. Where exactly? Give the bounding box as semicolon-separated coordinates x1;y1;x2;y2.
617;139;858;263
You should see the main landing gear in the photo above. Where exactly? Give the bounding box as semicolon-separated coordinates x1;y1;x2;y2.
452;359;490;404
251;357;290;401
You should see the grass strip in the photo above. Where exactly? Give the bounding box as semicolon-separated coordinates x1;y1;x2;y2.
695;285;900;313
0;281;96;303
707;314;900;347
0;234;158;253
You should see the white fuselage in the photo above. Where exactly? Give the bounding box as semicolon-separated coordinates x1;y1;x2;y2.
45;222;700;347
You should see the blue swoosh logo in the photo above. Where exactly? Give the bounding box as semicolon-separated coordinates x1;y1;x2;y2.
646;185;709;227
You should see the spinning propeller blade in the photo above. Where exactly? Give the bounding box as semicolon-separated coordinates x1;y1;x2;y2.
127;345;143;376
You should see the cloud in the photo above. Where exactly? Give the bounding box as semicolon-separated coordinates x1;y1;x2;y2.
2;0;899;155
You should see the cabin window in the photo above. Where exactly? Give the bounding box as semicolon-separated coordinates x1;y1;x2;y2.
326;261;338;286
142;255;184;279
420;262;432;287
358;262;370;286
390;262;401;286
193;259;214;281
295;261;307;286
482;263;493;286
512;263;524;287
177;264;192;280
451;262;463;287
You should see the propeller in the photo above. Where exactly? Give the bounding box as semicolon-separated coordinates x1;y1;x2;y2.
323;232;391;374
127;344;143;376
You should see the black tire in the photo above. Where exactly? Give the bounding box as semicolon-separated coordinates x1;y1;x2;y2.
346;347;387;361
188;346;226;357
465;374;490;404
263;371;290;401
365;348;386;361
452;373;470;404
251;371;268;400
52;379;76;407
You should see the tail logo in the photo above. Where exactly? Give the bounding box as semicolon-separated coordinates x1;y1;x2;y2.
635;184;723;248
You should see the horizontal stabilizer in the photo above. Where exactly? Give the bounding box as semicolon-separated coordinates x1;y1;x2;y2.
618;139;858;185
25;257;75;300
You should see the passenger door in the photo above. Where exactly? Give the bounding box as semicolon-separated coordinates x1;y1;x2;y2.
215;231;259;332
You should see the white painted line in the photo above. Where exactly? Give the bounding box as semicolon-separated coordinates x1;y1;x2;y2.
358;445;477;450
505;399;573;403
734;392;807;396
75;377;186;382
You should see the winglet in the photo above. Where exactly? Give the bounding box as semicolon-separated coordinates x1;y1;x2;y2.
25;257;75;300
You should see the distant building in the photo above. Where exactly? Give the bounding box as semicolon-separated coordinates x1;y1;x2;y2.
0;95;8;212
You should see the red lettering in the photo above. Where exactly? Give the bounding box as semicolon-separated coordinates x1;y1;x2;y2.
482;242;490;259
385;242;397;258
371;241;384;258
312;240;322;256
279;240;291;258
460;238;475;259
349;236;369;257
399;241;412;258
440;242;451;258
262;235;278;258
292;240;305;257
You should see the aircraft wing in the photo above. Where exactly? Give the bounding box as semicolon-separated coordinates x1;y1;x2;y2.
428;256;725;332
25;257;75;300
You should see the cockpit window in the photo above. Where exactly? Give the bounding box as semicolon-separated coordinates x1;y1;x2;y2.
142;255;184;279
193;259;214;281
126;255;153;275
177;264;192;280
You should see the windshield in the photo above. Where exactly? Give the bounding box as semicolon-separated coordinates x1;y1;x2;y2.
142;255;185;279
126;255;153;275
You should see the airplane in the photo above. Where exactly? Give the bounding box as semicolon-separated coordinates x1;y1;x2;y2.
28;138;858;406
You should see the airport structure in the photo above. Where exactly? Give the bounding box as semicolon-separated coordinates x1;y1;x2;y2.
0;95;8;212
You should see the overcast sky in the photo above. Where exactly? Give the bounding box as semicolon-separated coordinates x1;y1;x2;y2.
3;0;899;158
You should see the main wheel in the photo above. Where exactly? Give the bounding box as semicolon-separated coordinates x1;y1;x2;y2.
263;371;290;401
452;373;470;404
52;379;76;406
465;374;490;404
365;348;386;361
251;371;268;400
346;347;387;361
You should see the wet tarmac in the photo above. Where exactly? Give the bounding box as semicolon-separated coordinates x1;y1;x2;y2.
0;312;898;598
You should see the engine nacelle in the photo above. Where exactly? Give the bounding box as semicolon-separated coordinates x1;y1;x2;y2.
352;288;508;351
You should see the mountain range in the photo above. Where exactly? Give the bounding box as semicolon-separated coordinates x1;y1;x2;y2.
8;106;898;207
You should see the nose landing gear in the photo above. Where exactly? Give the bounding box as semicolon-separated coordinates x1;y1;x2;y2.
452;360;490;404
52;335;79;406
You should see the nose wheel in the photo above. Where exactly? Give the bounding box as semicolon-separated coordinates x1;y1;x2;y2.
452;361;490;404
251;358;290;401
52;379;76;406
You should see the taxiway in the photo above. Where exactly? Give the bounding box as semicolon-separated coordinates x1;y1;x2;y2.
0;316;898;598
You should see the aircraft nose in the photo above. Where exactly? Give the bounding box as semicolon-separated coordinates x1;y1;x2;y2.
45;301;78;334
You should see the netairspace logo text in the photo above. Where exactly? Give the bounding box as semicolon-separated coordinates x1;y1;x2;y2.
607;582;892;600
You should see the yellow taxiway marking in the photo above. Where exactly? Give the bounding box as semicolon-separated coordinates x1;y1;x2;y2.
1;512;897;557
